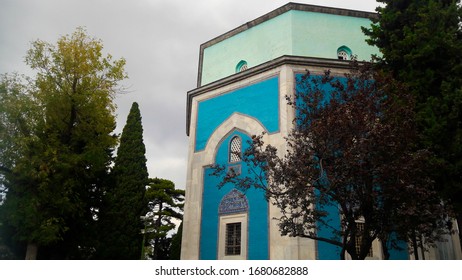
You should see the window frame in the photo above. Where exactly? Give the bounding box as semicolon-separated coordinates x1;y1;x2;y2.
218;213;248;260
355;222;373;258
225;222;242;256
337;46;352;60
235;60;248;73
229;135;242;163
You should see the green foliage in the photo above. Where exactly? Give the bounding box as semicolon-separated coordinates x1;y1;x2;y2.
0;220;22;259
363;0;462;240
0;74;39;172
142;178;184;260
364;1;462;192
97;102;148;260
169;221;183;260
0;27;126;258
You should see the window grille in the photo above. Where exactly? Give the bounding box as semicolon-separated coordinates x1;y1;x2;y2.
236;60;248;73
229;136;242;163
338;50;349;60
225;222;241;255
355;222;373;257
337;46;352;60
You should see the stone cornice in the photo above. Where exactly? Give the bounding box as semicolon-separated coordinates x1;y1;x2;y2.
186;55;357;136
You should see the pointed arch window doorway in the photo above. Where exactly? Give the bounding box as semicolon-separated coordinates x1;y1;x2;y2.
337;46;352;60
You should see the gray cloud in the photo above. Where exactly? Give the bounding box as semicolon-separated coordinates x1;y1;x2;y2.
0;0;379;189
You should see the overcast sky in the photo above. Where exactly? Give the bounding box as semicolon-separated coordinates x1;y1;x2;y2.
0;0;379;189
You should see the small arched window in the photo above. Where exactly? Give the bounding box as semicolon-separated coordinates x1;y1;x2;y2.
337;46;352;60
229;136;242;163
235;60;248;73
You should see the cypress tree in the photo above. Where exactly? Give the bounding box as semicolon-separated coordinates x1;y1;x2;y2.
97;102;148;259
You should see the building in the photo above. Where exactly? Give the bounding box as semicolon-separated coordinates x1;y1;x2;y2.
181;2;462;260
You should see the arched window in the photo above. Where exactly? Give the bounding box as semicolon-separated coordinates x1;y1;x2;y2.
229;136;242;163
337;46;352;60
235;60;248;73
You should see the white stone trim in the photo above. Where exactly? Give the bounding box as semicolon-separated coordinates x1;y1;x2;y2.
218;213;248;260
202;113;269;166
181;112;270;260
182;64;320;260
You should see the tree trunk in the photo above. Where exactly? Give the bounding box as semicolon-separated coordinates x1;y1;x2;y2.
419;235;426;260
457;213;462;252
25;243;38;260
153;201;163;260
381;239;390;260
411;231;419;260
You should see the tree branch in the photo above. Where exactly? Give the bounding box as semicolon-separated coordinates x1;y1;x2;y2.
297;232;343;248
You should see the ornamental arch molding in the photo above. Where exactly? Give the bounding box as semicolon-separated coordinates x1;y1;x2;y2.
202;113;270;165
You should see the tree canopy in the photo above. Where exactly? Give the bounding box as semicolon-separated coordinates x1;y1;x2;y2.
363;0;462;234
143;178;185;260
0;27;126;259
212;62;449;259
